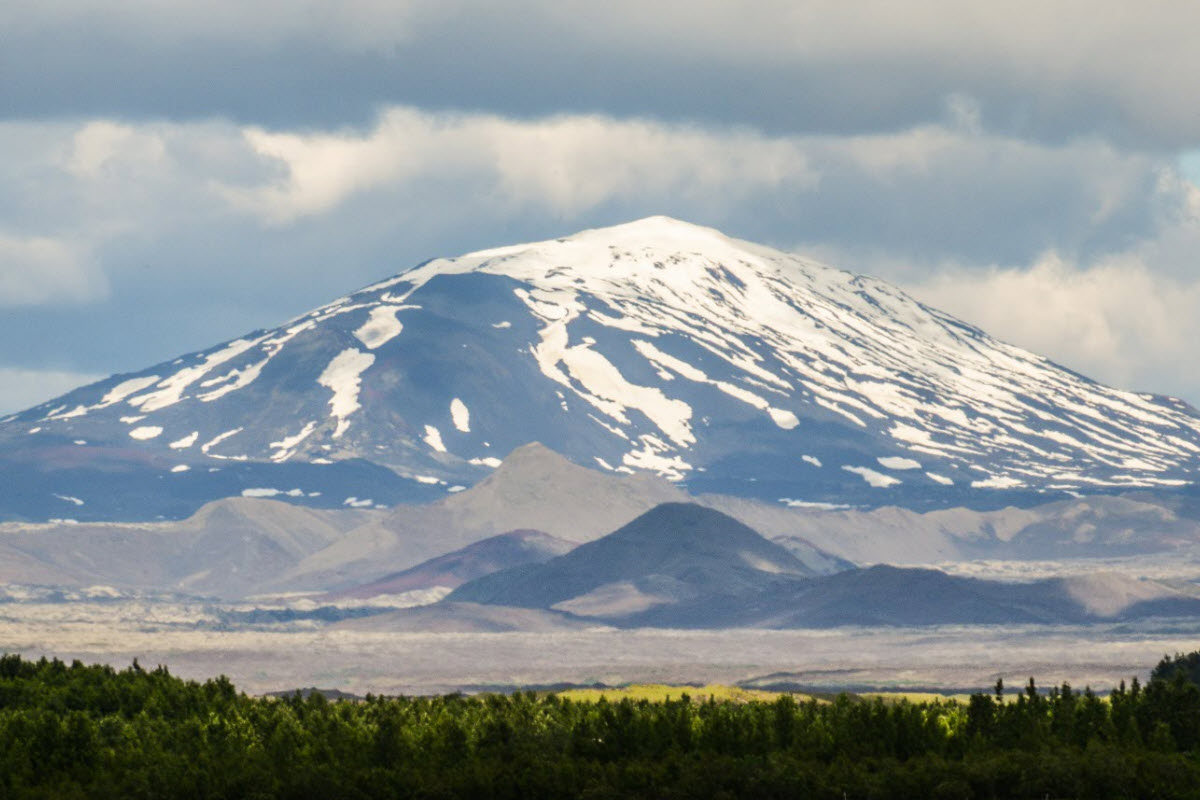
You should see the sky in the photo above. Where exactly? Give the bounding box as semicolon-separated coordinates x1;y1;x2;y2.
3;0;1200;413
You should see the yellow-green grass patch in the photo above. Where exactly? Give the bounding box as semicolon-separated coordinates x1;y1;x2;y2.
552;684;818;704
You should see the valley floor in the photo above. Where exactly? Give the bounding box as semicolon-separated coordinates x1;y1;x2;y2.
2;597;1199;695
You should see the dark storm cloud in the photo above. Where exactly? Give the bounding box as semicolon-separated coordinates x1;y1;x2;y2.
4;1;1200;148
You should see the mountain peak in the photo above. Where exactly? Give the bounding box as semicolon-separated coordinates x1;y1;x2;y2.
458;216;733;260
438;442;687;543
568;215;734;246
487;441;575;476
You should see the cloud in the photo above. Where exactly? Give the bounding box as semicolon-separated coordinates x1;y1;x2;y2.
900;253;1200;402
5;1;1200;148
1181;151;1200;188
213;106;1175;269
66;120;166;179
0;234;105;306
3;0;425;51
0;367;107;416
0;107;1197;405
228;109;815;222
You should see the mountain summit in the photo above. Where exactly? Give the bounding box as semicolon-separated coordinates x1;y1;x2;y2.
4;217;1199;520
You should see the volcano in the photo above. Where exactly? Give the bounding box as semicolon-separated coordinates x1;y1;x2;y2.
5;217;1198;521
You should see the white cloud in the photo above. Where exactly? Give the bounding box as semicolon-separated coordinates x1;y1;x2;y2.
0;368;106;415
227;108;816;222
2;110;1172;267
903;253;1200;402
66;120;166;179
1;108;1198;407
0;234;106;306
221;105;1170;263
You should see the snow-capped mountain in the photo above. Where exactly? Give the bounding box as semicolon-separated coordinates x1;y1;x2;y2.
4;216;1199;521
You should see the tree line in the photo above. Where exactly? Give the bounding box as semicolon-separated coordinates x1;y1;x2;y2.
3;652;1200;798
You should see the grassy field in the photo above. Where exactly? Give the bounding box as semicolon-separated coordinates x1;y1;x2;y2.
549;684;993;705
860;691;976;704
551;683;814;703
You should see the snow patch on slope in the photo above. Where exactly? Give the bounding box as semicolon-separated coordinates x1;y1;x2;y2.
100;376;159;407
623;436;691;480
271;421;317;462
423;425;446;453
354;305;406;349
634;339;798;430
201;428;242;456
198;321;316;403
128;338;260;413
450;398;470;433
971;475;1024;489
317;349;375;439
843;466;901;488
878;456;921;470
169;432;198;449
516;289;695;454
469;456;502;468
242;488;312;499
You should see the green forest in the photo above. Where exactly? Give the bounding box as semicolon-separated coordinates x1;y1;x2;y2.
4;653;1200;799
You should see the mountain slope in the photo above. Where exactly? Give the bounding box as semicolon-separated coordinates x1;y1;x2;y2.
753;567;1200;628
451;540;1200;629
4;216;1198;521
407;441;690;544
326;529;575;599
703;491;1200;565
0;498;366;597
448;503;813;617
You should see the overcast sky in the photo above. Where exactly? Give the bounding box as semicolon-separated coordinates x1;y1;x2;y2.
3;0;1200;413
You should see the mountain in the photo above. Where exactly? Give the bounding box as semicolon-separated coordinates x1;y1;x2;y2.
0;498;365;598
444;506;1200;628
658;565;1200;629
747;567;1200;628
701;492;1200;565
394;441;689;546
334;602;596;634
0;444;846;599
326;529;575;599
333;604;595;633
448;503;813;617
266;442;698;592
4;216;1199;522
